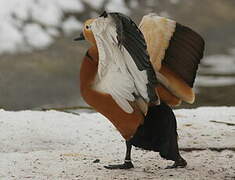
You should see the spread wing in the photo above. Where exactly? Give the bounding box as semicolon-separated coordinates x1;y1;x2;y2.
109;12;159;104
139;13;205;105
91;12;159;113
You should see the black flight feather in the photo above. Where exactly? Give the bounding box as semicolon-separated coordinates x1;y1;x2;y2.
163;23;205;87
108;12;159;104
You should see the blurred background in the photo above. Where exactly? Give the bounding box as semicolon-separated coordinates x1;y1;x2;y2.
0;0;234;110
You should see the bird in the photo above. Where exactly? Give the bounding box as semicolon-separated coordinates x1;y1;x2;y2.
74;11;205;169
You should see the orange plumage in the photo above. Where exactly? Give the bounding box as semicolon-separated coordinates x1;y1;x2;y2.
80;47;144;140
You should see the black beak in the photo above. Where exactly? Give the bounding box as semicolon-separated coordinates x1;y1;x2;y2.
74;32;85;41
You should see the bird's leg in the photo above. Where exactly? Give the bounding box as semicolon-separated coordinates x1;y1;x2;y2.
165;153;187;169
171;155;187;168
123;140;134;167
104;140;134;169
165;133;187;169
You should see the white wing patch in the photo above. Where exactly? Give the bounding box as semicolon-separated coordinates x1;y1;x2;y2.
91;16;149;113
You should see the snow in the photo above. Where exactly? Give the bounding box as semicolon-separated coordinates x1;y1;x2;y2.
0;107;234;179
176;107;235;149
196;53;235;87
83;0;105;9
200;55;235;75
0;21;24;53
62;17;83;35
0;0;134;54
0;0;133;54
31;2;62;27
0;0;87;54
46;27;60;37
56;0;85;12
195;76;235;87
106;0;130;14
23;24;53;49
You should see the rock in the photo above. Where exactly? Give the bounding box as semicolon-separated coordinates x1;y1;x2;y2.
93;159;100;163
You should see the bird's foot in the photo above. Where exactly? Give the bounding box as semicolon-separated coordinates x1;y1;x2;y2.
104;161;134;170
165;157;187;169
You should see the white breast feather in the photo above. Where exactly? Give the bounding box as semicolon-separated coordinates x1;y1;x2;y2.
91;16;149;113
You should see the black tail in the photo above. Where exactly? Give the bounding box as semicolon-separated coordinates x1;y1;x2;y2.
129;102;180;161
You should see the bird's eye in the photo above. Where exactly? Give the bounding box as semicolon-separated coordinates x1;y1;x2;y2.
86;25;90;29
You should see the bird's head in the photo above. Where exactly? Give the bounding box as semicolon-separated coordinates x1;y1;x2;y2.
74;11;114;46
74;18;96;45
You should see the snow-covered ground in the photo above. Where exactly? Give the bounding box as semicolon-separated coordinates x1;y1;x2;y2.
0;107;234;179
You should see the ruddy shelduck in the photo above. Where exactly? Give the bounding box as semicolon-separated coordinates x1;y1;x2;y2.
75;11;204;169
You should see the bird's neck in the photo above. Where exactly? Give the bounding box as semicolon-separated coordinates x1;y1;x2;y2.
87;45;99;61
80;45;99;98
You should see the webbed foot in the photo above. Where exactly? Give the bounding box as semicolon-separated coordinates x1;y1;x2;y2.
104;161;134;170
165;157;187;169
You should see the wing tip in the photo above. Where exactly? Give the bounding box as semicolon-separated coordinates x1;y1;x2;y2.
163;23;205;87
159;65;196;104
